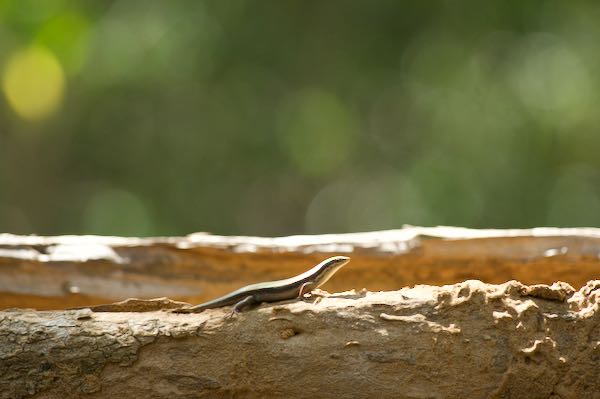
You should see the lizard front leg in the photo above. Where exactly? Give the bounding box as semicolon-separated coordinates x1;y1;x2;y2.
298;282;314;299
299;283;331;306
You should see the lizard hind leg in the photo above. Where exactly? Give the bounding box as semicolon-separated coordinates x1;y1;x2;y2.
225;295;256;318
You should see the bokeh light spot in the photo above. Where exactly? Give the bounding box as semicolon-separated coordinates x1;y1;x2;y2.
278;89;358;177
83;188;155;236
306;173;430;233
509;34;591;113
36;11;91;74
2;45;65;120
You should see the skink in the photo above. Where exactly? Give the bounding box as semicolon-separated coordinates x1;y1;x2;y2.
178;255;350;313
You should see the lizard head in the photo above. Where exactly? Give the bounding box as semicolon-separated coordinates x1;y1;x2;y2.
313;255;350;287
323;255;350;269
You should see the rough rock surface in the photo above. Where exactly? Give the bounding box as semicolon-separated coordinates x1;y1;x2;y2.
2;279;599;398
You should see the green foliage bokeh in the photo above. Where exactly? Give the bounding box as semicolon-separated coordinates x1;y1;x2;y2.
1;0;599;236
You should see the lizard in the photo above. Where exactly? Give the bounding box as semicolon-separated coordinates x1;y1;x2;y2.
174;255;350;314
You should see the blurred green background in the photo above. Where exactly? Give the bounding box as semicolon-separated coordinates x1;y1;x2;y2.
0;0;599;237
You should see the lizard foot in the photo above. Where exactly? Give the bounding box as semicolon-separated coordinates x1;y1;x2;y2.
224;309;240;320
301;288;331;305
302;288;330;300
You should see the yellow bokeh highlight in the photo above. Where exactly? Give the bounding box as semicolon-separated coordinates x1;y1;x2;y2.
2;46;65;120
